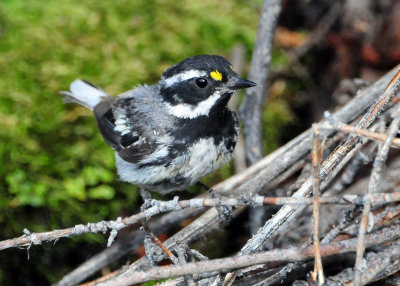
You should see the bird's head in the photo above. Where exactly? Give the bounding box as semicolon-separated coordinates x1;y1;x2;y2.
159;55;256;119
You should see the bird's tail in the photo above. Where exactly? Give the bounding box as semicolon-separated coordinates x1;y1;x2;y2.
60;79;109;110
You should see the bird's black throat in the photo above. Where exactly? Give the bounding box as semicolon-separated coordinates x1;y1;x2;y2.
171;100;237;154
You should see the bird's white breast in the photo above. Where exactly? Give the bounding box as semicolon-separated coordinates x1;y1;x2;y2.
114;137;233;192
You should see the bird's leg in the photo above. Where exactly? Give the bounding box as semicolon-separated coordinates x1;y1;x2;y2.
139;188;152;210
141;222;178;265
139;188;178;265
173;241;211;285
174;241;225;284
196;182;233;224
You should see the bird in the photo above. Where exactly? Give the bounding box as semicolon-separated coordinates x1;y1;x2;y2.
62;55;256;194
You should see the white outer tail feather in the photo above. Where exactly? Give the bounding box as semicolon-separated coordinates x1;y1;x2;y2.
62;79;108;110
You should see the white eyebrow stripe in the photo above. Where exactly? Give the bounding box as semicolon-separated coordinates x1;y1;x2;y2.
162;70;207;87
164;91;221;119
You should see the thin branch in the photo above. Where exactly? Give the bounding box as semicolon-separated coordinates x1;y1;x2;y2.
94;225;400;286
0;219;126;252
5;191;400;252
239;0;283;249
311;125;324;285
239;0;283;164
353;108;400;285
320;120;400;148
355;69;400;129
55;207;203;286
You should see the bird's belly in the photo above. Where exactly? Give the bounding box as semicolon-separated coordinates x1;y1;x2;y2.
174;137;233;185
115;137;233;193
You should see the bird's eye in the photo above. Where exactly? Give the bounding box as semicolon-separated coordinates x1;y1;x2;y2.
195;78;208;88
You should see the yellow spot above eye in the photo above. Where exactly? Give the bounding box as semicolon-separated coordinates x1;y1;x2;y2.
210;70;223;81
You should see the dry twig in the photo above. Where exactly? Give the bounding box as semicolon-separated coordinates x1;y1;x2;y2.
353;106;400;285
238;0;283;246
320;120;400;148
94;224;400;285
311;125;324;285
239;0;282;164
6;192;400;252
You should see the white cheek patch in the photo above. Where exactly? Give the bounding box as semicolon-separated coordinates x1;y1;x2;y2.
164;91;221;119
162;70;207;87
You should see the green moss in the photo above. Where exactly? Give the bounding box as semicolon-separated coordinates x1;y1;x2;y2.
0;0;259;207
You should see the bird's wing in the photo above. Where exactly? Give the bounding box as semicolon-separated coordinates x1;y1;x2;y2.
93;90;160;164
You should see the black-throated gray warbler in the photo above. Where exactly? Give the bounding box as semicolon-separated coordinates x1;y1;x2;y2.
62;55;256;193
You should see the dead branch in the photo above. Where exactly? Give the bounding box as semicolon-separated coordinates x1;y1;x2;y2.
239;0;282;164
353;106;400;285
2;64;390;285
239;0;283;241
5;192;400;252
94;224;400;286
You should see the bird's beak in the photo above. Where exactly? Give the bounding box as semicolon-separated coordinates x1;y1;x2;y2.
228;78;257;90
